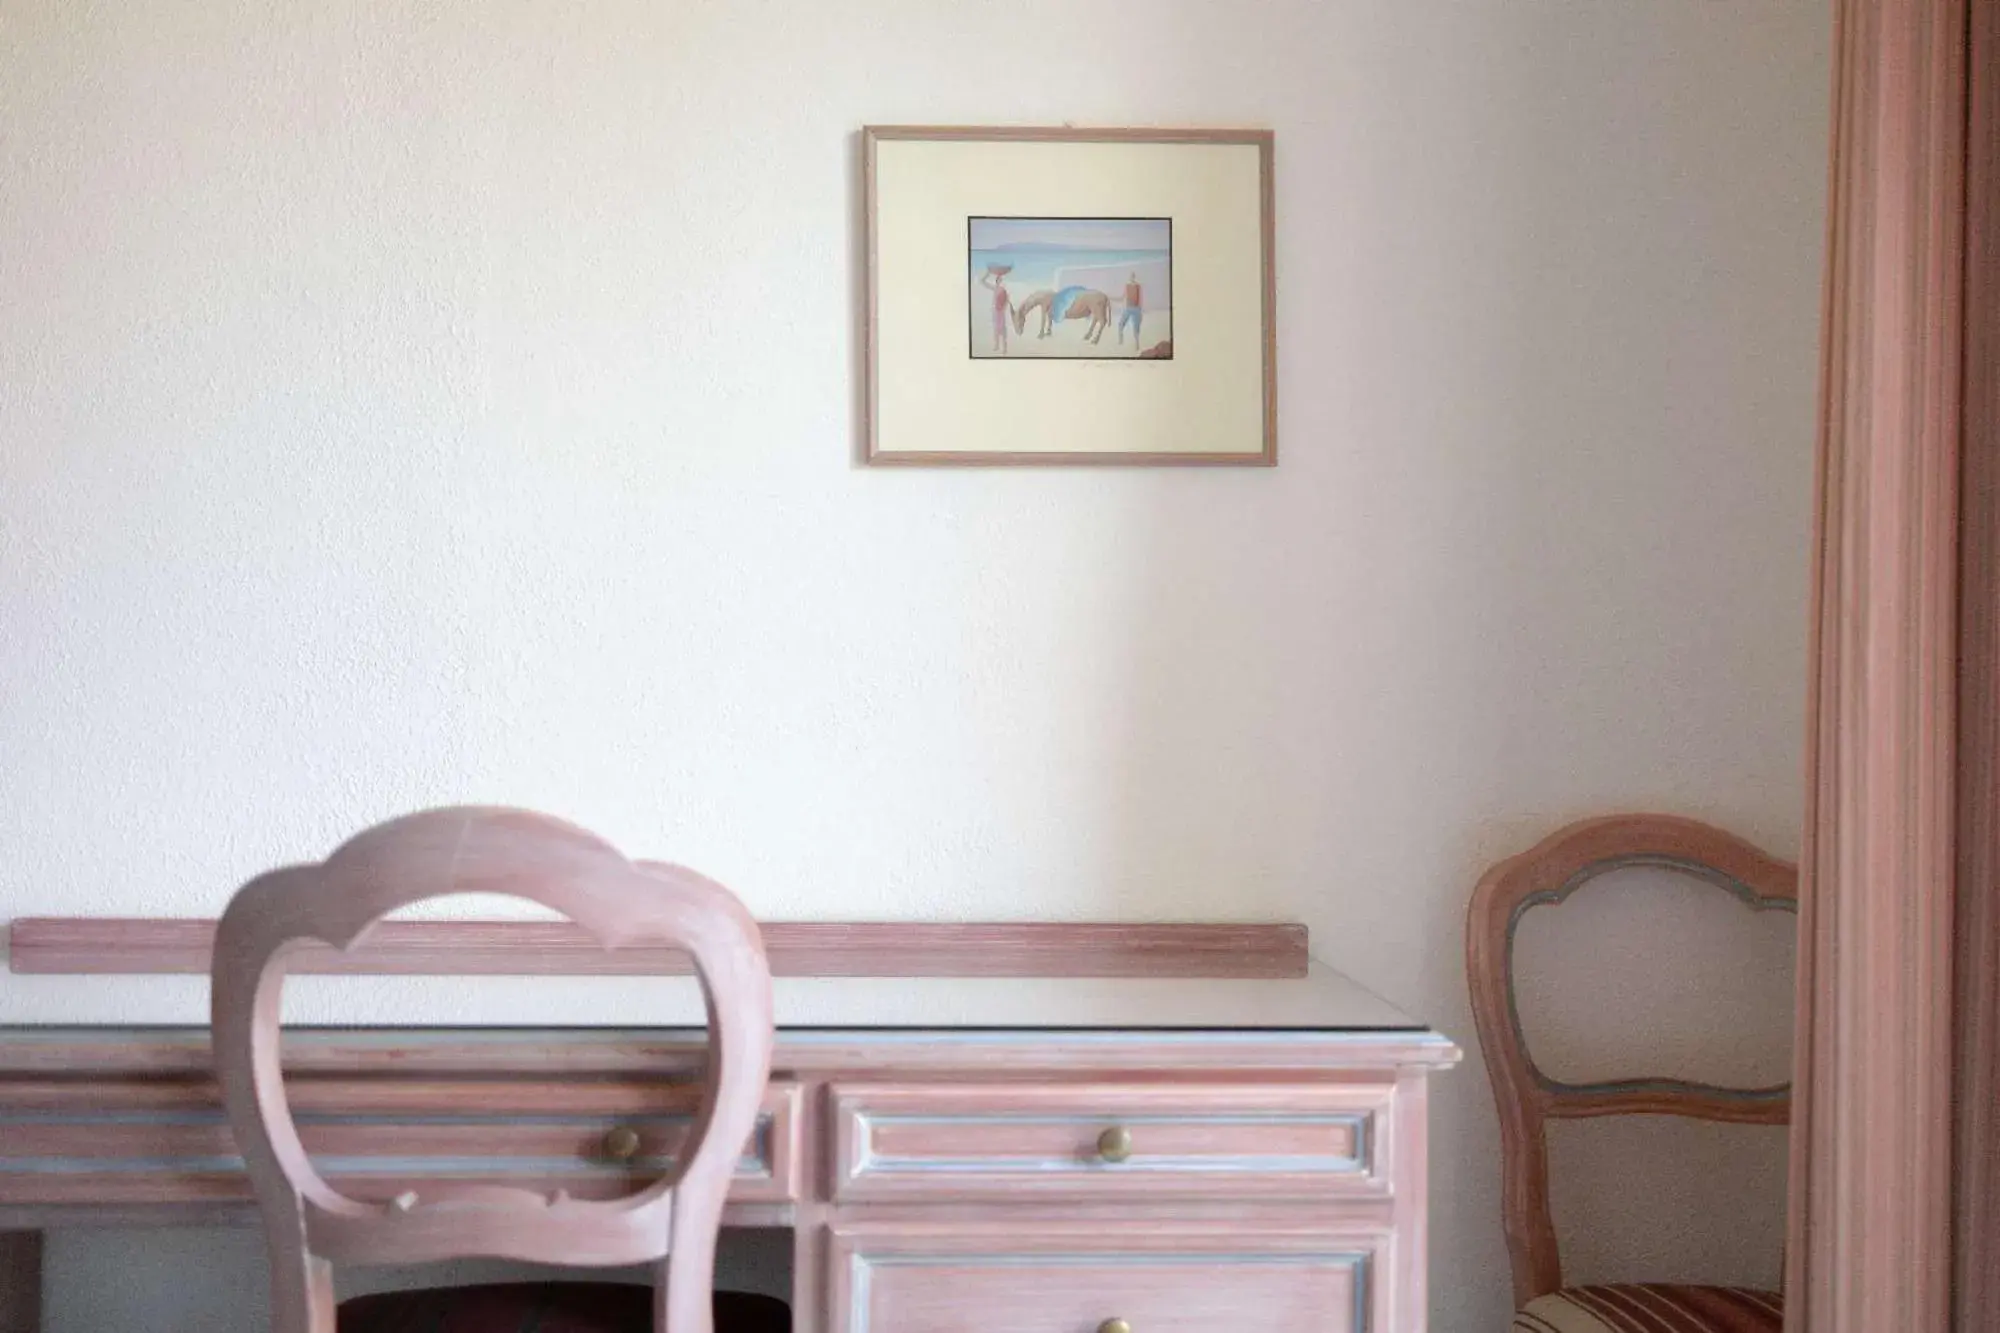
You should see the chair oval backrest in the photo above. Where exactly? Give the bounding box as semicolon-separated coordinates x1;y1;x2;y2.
1465;813;1797;1307
211;807;774;1333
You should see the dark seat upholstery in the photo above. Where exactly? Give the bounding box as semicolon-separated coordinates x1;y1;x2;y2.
339;1284;791;1333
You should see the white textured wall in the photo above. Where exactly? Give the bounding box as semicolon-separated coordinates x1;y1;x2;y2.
0;2;1829;1329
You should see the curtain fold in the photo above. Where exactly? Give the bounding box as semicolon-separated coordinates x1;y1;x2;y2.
1954;3;1999;1329
1784;1;1974;1330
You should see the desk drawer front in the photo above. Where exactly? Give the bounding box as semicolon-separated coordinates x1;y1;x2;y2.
830;1083;1390;1202
0;1079;799;1205
829;1225;1382;1333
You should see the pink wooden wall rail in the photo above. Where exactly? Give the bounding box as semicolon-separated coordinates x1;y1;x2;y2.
4;918;1309;980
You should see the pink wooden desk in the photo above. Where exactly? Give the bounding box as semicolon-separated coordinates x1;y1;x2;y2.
0;970;1456;1333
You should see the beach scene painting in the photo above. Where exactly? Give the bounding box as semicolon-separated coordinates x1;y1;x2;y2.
969;217;1173;360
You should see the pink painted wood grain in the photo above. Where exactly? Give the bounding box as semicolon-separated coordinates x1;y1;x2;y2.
828;1081;1391;1203
7;918;1308;980
0;1030;1451;1333
827;1222;1380;1333
209;807;774;1333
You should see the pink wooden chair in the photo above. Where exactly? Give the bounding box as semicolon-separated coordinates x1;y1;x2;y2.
1467;814;1794;1333
211;807;782;1333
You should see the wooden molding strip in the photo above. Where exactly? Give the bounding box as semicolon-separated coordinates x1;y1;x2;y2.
0;1030;1457;1081
4;919;1308;980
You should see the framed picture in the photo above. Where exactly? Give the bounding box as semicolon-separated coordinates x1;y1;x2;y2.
862;127;1275;466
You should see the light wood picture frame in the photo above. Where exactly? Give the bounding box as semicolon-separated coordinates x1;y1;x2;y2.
862;126;1276;466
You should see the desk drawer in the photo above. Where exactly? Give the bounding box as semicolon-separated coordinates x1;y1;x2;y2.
0;1078;799;1206
829;1083;1390;1202
829;1224;1382;1333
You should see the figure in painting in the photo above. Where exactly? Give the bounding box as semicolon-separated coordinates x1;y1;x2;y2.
968;217;1170;359
980;265;1014;354
1117;273;1144;346
1013;286;1112;344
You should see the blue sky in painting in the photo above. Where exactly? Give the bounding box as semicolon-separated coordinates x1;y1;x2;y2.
970;217;1169;253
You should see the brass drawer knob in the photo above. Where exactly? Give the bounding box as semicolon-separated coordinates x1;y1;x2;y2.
1099;1320;1132;1333
1096;1125;1133;1163
602;1125;642;1162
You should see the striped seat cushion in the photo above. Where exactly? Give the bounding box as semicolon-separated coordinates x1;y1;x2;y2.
339;1283;791;1333
1513;1285;1782;1333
